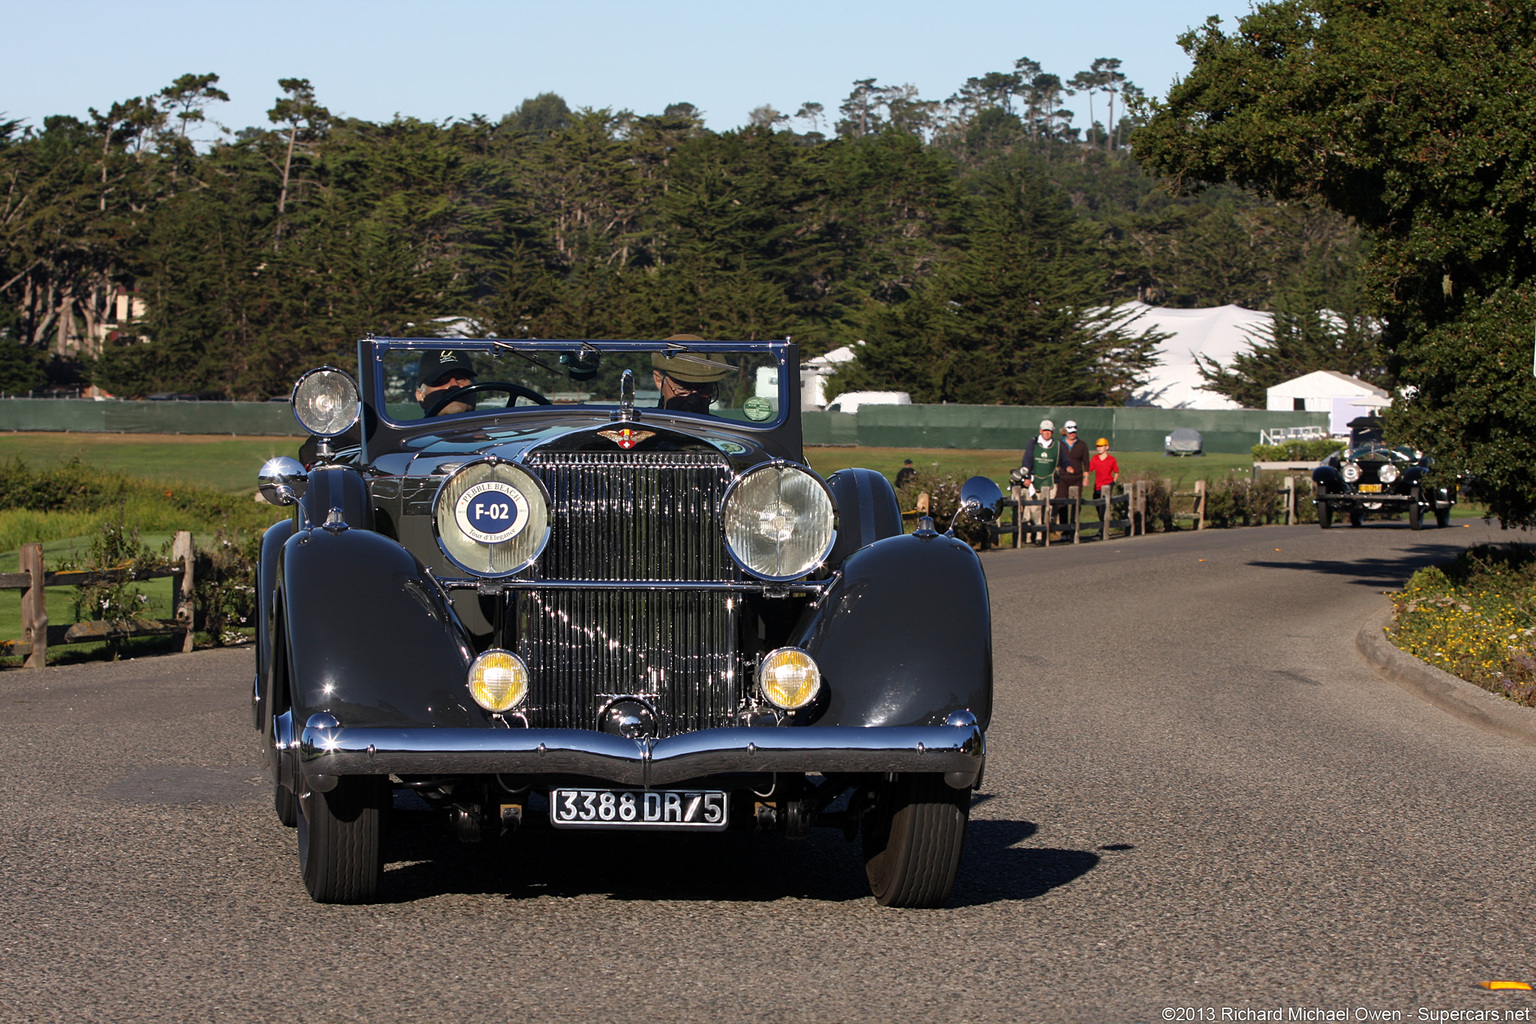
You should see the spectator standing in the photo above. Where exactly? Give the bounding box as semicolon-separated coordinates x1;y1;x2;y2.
1012;419;1059;543
1056;420;1091;527
895;458;916;489
1090;437;1120;522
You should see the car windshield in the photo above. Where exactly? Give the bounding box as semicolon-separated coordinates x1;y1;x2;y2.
374;341;786;428
1344;441;1407;461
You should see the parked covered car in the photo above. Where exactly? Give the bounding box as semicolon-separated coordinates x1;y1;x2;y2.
1311;437;1454;529
255;337;994;906
1164;427;1203;456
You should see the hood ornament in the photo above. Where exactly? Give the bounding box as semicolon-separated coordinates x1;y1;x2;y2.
614;368;637;422
598;427;655;451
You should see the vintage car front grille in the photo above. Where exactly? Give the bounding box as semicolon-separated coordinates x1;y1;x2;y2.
527;450;737;581
516;449;744;735
518;588;739;734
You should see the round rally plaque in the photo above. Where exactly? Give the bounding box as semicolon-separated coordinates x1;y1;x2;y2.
455;481;531;544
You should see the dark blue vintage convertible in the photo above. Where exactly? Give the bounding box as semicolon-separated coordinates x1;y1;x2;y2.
254;337;995;906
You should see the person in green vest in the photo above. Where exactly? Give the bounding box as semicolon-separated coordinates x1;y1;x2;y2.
1011;419;1060;544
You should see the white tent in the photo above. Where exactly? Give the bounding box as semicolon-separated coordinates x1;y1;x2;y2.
1111;301;1273;410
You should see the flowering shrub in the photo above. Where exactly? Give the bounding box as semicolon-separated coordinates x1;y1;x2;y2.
895;467;989;547
1390;544;1536;706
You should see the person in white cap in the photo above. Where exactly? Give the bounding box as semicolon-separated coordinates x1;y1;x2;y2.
1056;420;1091;528
1011;419;1059;543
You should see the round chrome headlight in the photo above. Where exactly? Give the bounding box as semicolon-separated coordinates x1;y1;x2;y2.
1377;463;1399;484
434;459;550;577
758;648;821;710
291;368;360;437
468;649;529;713
1342;463;1360;483
721;464;836;581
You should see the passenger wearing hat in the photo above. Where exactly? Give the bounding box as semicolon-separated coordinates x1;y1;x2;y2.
1012;419;1059;543
1090;437;1120;522
895;458;916;489
652;334;732;415
1056;420;1091;528
415;349;479;416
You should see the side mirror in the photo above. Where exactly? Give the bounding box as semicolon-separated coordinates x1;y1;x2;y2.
958;476;1003;524
259;456;309;507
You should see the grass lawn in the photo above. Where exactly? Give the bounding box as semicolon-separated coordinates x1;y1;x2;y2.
1;432;301;494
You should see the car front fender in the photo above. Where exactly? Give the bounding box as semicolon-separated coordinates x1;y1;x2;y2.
253;518;295;730
790;532;992;731
280;526;478;729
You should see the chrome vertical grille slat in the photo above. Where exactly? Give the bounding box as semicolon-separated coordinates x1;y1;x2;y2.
517;449;742;736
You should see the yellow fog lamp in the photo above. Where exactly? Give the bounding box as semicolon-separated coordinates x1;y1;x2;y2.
468;649;529;713
757;648;821;711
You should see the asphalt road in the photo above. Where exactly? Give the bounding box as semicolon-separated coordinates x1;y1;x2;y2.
3;518;1535;1023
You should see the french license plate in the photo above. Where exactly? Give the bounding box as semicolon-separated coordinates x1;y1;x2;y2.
1359;484;1383;493
550;788;729;830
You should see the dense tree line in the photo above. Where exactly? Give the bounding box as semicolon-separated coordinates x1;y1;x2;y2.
0;63;1363;404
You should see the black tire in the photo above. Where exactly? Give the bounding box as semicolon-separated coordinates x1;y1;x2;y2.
1318;501;1333;529
298;775;387;903
863;774;971;908
1407;487;1423;531
275;778;297;828
1435;501;1451;528
1349;509;1364;528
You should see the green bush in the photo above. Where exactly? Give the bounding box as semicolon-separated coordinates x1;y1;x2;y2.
1250;439;1342;463
0;456;126;512
193;529;260;645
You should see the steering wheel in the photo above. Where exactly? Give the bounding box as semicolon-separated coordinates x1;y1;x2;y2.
423;380;551;418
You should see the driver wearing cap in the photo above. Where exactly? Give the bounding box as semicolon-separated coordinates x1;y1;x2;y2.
415;350;479;417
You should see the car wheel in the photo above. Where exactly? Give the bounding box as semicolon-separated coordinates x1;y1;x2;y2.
1435;500;1451;528
297;775;387;904
1318;501;1333;529
862;774;970;908
1349;510;1364;528
1407;487;1424;531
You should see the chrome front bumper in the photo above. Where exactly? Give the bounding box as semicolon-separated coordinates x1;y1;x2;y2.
296;714;985;791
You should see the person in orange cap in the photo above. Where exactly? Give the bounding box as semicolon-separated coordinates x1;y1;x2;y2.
1090;437;1120;522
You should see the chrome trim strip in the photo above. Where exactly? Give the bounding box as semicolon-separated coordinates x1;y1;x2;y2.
299;722;985;789
435;578;832;593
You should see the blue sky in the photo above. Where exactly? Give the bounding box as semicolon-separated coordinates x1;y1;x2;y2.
8;0;1256;139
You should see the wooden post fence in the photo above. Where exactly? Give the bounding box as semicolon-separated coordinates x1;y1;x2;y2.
1;532;195;667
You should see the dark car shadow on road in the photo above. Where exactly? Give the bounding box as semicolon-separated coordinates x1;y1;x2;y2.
377;810;1098;907
947;818;1100;907
1247;539;1482;589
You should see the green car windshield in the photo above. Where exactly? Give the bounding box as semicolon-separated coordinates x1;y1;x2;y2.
375;341;786;428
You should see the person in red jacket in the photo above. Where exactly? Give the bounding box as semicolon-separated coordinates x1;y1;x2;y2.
1090;437;1120;521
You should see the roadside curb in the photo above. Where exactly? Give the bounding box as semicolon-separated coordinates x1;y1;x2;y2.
1356;610;1536;748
